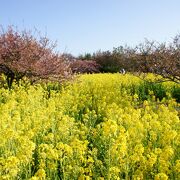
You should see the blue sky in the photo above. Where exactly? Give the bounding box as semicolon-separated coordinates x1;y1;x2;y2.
1;0;180;56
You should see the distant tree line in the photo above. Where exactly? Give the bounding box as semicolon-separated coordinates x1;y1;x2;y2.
0;26;179;88
72;37;180;83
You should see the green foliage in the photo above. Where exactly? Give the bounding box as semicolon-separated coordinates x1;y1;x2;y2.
172;86;180;103
137;82;167;101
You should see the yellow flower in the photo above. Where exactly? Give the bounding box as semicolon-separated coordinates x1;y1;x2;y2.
35;168;46;179
155;173;168;180
174;160;180;173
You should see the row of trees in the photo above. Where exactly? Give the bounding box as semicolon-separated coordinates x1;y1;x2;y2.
0;26;179;87
76;37;180;83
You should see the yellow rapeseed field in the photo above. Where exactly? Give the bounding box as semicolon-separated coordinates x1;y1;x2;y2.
0;73;179;179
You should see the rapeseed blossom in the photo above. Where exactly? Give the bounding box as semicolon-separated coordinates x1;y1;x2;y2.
0;73;179;179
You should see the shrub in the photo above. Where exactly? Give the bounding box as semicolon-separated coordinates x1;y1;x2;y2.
70;60;100;73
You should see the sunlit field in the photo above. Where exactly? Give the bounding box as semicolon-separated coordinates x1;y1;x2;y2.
0;73;179;179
